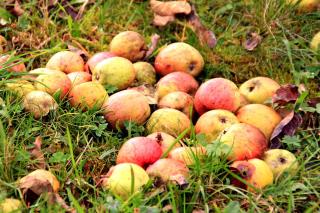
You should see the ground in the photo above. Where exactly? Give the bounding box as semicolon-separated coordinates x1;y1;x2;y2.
0;0;319;212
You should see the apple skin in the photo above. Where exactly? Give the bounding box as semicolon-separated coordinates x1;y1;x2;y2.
102;90;150;128
236;104;282;140
146;132;180;154
34;69;72;99
23;91;58;119
102;163;149;199
168;146;206;166
310;31;320;51
146;158;189;184
46;51;85;73
67;71;92;86
0;55;26;73
158;91;194;117
109;31;147;62
154;42;204;76
6;80;35;97
194;78;241;115
92;57;136;90
287;0;320;12
218;123;268;161
146;108;191;137
132;62;156;86
262;149;299;179
0;198;22;213
156;72;199;100
69;82;108;110
239;77;280;104
231;158;273;191
195;109;239;143
84;52;116;73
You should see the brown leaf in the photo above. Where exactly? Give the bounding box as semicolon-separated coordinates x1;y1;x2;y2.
0;35;8;53
272;84;300;106
28;136;46;169
270;111;303;149
244;32;262;51
145;34;161;58
49;193;76;213
12;1;24;16
153;14;175;26
150;0;192;17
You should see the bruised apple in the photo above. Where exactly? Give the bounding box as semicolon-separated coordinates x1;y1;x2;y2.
146;108;191;137
6;80;35;97
169;146;206;165
133;62;156;86
23;91;58;119
158;91;194;117
195;109;239;143
46;51;84;73
69;82;108;110
0;198;22;213
155;42;204;76
218;123;268;161
237;104;282;139
156;72;199;100
147;132;181;154
231;158;273;191
194;78;241;115
0;55;26;73
239;77;280;104
103;90;150;128
67;71;92;86
109;31;147;62
84;52;116;73
102;163;149;199
116;137;162;168
93;57;136;90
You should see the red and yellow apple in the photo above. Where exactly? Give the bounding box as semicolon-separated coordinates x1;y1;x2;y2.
46;51;85;73
133;62;156;86
158;91;194;117
168;146;206;165
287;0;320;12
0;55;26;73
146;132;180;154
84;52;116;73
67;71;92;86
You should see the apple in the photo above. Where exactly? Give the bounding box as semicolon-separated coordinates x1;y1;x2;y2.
102;90;150;128
69;82;108;110
132;62;156;86
116;137;162;168
218;123;268;161
34;69;72;99
287;0;320;12
0;198;22;213
168;146;206;165
146;158;189;185
158;91;194;117
147;132;181;154
195;109;239;143
230;158;273;191
0;55;26;73
194;78;241;115
236;104;282;140
46;51;85;73
0;35;7;54
109;31;147;62
84;52;116;73
262;149;299;179
6;80;35;97
310;31;320;51
239;77;280;104
156;72;199;100
24;68;49;80
154;42;204;76
146;108;191;137
67;71;92;86
92;57;136;90
23;91;58;119
102;163;149;199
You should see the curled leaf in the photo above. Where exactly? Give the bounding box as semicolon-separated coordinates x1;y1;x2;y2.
272;84;300;105
145;34;161;58
270;111;303;149
150;0;192;17
244;32;262;51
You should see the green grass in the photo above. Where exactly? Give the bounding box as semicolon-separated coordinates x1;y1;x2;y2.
0;0;320;212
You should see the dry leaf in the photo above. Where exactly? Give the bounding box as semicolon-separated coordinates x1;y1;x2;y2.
28;136;46;169
145;34;161;58
150;0;192;17
272;84;300;106
49;193;76;213
153;14;175;26
244;32;262;51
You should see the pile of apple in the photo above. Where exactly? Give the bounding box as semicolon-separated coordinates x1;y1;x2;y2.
1;31;300;201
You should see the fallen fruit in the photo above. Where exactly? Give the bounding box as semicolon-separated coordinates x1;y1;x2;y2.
310;31;320;51
116;137;162;168
0;198;22;213
168;146;206;165
158;91;194;117
133;62;156;86
287;0;320;12
109;31;147;62
23;91;58;119
155;42;204;76
102;163;149;199
84;52;116;73
46;51;85;73
6;80;35;97
147;132;181;154
0;55;26;73
67;71;92;86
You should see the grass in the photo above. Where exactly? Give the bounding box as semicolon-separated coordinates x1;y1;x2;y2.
0;0;320;212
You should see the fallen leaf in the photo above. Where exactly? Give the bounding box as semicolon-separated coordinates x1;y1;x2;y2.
272;84;300;106
150;0;191;17
49;193;76;213
28;136;46;169
243;32;262;51
145;34;160;58
270;111;303;149
12;0;24;16
153;14;175;26
186;5;217;48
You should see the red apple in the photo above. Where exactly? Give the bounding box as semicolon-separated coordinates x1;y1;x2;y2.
84;52;116;73
67;71;92;86
147;132;181;154
116;137;162;168
46;51;85;73
0;55;26;73
158;91;194;117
